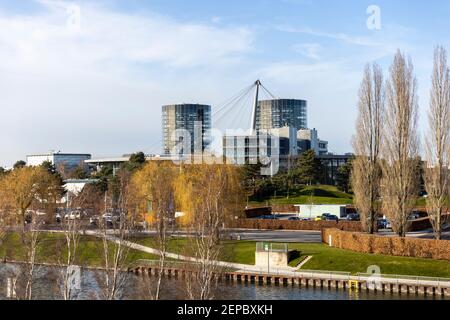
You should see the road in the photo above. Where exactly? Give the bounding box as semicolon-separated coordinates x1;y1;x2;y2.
228;229;322;243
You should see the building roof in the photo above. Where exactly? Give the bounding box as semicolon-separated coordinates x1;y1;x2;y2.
27;152;91;157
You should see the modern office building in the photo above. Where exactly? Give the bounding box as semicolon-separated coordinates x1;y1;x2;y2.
26;152;91;171
297;128;329;155
162;104;211;155
255;99;307;131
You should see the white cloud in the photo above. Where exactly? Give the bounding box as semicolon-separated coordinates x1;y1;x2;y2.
292;43;321;60
0;0;254;166
0;0;253;75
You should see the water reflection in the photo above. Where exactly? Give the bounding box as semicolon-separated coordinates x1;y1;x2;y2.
0;263;443;300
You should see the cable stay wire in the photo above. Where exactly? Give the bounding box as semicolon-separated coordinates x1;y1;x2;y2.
212;84;255;118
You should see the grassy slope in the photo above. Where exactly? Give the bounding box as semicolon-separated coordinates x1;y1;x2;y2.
0;232;158;267
133;238;450;278
248;184;430;207
249;185;353;205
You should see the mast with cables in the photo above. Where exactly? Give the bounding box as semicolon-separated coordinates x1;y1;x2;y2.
250;79;261;133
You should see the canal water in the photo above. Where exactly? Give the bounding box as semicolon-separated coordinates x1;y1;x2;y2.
0;263;443;300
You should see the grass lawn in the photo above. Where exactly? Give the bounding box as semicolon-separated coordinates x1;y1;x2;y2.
0;232;158;267
132;237;450;278
248;184;430;207
249;185;353;205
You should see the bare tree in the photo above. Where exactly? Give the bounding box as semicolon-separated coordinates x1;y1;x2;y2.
424;46;450;239
99;169;132;300
351;63;384;233
175;164;243;300
57;217;82;300
16;213;43;300
381;50;420;237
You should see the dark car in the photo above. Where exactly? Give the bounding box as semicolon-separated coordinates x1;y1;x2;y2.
325;215;339;222
346;213;360;221
260;215;278;220
288;217;301;221
320;213;331;220
377;218;388;229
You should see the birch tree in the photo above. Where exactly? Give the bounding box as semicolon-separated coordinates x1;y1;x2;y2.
100;169;132;300
381;50;420;237
351;63;384;233
424;46;450;239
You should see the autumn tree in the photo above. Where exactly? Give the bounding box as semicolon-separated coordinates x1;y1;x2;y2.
381;50;420;237
0;166;62;227
131;161;177;300
424;46;450;239
174;163;243;300
351;63;384;233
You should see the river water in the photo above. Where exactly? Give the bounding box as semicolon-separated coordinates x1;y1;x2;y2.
0;263;443;300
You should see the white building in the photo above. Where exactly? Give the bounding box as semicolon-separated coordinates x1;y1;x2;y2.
27;152;91;171
294;204;349;219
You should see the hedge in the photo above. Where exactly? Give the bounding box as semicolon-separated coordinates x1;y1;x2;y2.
228;219;363;232
322;228;450;260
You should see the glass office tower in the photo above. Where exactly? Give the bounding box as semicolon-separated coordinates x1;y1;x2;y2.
162;104;211;155
255;99;307;131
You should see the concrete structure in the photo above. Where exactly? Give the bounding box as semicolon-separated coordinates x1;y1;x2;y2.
255;243;290;268
256;99;307;131
294;204;348;219
27;152;91;171
162;104;211;156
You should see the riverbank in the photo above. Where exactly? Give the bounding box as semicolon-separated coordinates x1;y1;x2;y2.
2;232;450;278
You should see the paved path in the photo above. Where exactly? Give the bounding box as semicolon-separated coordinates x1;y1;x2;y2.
91;231;450;288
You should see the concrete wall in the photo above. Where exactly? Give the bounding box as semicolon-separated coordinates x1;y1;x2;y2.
255;251;289;268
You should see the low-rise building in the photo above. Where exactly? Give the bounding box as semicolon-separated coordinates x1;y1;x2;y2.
27;152;91;171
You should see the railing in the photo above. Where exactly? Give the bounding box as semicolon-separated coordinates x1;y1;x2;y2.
255;242;289;253
127;259;450;287
355;273;450;286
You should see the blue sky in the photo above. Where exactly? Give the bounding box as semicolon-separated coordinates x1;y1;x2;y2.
1;0;449;166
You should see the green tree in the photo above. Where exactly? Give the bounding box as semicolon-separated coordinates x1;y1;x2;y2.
124;152;146;172
294;150;322;185
336;160;353;193
69;166;88;179
13;160;26;170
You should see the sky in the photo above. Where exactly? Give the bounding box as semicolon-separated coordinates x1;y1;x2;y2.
1;0;450;167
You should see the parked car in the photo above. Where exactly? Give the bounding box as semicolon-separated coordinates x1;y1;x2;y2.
260;215;278;220
346;213;360;221
408;212;420;220
55;213;62;223
325;215;339;222
288;217;301;221
89;215;100;225
314;216;322;221
377;218;392;230
64;210;82;220
321;213;331;220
